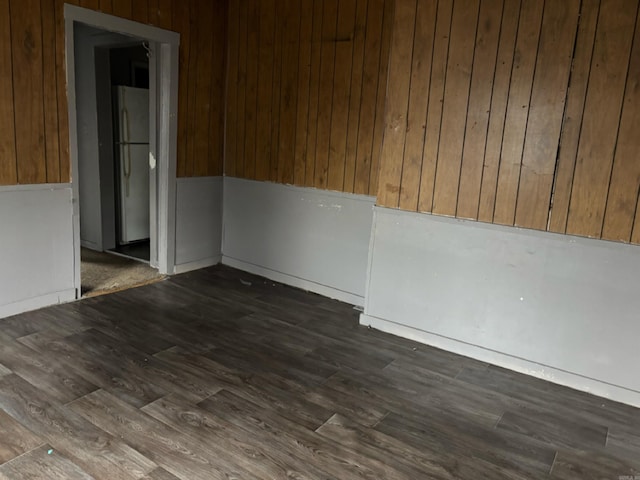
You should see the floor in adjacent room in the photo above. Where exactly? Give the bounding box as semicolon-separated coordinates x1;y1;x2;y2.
81;247;163;297
0;265;638;479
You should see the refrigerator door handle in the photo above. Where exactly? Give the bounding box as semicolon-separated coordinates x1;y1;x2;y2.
122;105;131;196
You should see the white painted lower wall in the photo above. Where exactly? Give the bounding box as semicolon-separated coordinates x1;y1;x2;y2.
0;184;76;318
222;177;375;306
174;176;223;273
361;206;640;407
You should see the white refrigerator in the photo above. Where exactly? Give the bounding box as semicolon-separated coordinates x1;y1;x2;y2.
114;86;150;244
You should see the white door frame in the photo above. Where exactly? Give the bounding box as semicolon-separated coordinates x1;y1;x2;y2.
64;4;179;295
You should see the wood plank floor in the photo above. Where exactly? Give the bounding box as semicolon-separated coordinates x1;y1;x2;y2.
0;265;638;479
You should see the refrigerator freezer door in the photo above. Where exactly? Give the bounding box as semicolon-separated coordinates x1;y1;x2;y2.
117;86;149;143
118;143;150;243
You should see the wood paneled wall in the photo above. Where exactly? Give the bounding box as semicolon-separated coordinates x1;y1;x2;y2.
378;0;640;244
225;0;393;196
0;0;225;186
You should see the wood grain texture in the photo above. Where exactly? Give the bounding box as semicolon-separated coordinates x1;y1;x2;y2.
327;0;356;191
0;0;17;185
368;0;394;196
353;0;385;195
492;0;544;226
547;0;600;234
601;9;640;243
314;0;339;189
514;0;580;230
227;0;390;195
276;0;301;185
417;0;453;213
455;0;504;220
431;0;480;216
11;0;46;184
398;0;437;212
477;0;521;223
0;265;638;478
566;0;639;238
377;0;416;208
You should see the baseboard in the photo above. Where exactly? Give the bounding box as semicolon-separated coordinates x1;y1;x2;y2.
0;289;77;319
360;313;640;408
173;255;222;275
222;255;364;306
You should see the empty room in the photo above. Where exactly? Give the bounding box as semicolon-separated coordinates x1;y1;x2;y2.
0;0;639;478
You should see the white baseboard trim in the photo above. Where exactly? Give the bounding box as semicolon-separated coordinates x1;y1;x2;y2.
360;313;640;408
173;255;222;275
0;289;77;319
223;255;364;306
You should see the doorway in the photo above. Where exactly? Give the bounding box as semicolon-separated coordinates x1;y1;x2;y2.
65;5;180;298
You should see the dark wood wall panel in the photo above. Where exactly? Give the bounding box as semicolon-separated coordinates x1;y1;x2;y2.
0;0;225;186
379;0;640;245
225;0;392;197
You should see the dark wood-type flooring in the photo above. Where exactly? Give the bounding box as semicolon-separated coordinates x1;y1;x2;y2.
0;265;638;479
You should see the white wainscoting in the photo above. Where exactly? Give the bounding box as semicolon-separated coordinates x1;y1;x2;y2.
0;184;76;318
222;177;375;306
174;176;223;273
361;206;640;407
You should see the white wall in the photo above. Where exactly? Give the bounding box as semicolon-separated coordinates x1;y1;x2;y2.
74;24;133;250
361;207;640;407
222;177;375;305
174;177;223;273
0;185;76;318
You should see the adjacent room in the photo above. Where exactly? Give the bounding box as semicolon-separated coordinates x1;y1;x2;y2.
0;0;639;478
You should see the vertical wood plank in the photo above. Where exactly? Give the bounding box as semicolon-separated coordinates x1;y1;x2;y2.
514;0;580;230
314;0;338;189
0;0;17;185
243;0;259;179
632;197;640;244
55;0;70;182
432;0;480;215
352;0;384;194
255;0;276;181
157;0;172;30
235;0;248;177
208;0;226;176
98;0;113;14
368;0;394;196
132;0;148;24
398;0;437;211
547;0;599;233
477;0;520;222
342;0;368;193
42;0;60;183
147;0;159;25
377;0;417;207
492;0;544;226
277;0;301;185
327;0;357;191
269;0;283;182
417;0;453;211
566;0;638;238
304;0;323;187
174;0;190;176
112;0;132;19
193;0;215;176
80;0;100;10
455;0;503;220
293;0;314;186
184;0;200;176
225;0;239;177
12;0;46;184
601;10;640;242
